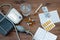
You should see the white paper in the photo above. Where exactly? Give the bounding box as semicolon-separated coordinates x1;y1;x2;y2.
39;10;60;24
33;27;57;40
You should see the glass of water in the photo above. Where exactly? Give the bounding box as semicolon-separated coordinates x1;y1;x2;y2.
20;3;31;16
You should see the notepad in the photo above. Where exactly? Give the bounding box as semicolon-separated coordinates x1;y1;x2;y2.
41;19;55;31
33;27;57;40
39;10;60;24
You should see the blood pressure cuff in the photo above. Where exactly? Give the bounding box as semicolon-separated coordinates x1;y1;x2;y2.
0;12;13;36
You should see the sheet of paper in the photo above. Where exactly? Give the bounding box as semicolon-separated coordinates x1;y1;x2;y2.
39;10;60;24
42;19;55;31
33;27;57;40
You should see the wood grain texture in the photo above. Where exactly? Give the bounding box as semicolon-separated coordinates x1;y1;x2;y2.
0;0;60;40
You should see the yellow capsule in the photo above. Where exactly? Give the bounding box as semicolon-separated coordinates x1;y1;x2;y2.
46;24;55;31
42;20;51;27
45;27;49;31
46;20;51;26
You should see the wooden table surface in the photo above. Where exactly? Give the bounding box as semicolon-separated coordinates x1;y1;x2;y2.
0;0;60;40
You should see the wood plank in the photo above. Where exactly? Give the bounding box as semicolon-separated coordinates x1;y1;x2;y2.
0;0;60;40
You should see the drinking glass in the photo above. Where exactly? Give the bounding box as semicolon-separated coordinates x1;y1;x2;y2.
20;3;31;16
